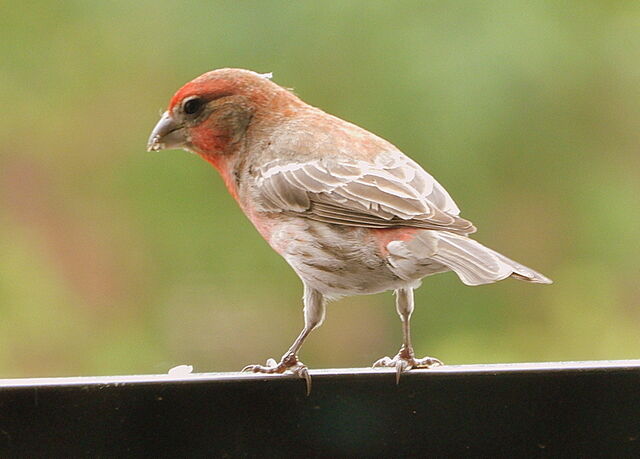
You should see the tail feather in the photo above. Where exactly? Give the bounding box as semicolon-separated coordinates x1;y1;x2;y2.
432;232;552;286
490;248;553;284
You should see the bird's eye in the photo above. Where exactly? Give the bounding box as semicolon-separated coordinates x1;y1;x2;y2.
183;97;204;116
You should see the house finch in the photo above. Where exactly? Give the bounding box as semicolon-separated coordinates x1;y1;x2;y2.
147;68;551;392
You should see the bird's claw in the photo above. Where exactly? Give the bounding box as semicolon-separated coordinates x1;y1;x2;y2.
373;350;443;384
242;353;312;395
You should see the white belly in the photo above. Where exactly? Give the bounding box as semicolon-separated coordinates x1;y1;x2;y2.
268;218;448;297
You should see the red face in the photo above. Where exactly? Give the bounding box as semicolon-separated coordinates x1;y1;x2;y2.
147;69;280;156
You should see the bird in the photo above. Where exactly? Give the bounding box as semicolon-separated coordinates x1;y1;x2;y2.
147;68;552;393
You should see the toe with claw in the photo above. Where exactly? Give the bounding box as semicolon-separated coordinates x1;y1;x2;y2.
373;347;443;383
242;352;312;395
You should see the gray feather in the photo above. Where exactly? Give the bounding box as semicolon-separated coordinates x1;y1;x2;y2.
432;232;552;286
256;156;476;235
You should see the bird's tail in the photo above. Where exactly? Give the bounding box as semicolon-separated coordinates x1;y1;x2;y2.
431;232;552;286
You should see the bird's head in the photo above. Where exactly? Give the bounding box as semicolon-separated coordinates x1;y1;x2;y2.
147;68;295;157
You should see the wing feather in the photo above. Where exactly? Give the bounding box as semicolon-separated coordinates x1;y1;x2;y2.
256;154;475;234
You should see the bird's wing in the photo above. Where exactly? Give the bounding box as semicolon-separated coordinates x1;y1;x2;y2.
255;153;476;235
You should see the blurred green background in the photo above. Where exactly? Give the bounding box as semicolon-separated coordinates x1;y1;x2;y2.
1;1;638;378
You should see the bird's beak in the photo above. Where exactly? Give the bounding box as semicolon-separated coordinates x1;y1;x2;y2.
147;111;188;152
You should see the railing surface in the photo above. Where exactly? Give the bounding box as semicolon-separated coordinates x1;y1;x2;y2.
0;360;638;457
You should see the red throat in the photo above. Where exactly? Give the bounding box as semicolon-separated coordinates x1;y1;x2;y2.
190;124;232;155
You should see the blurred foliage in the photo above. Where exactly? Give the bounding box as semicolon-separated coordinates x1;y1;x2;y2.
0;1;638;378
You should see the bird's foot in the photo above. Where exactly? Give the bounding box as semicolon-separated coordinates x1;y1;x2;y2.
373;347;443;383
242;352;312;395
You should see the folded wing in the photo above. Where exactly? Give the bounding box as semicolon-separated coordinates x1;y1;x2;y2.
256;152;476;235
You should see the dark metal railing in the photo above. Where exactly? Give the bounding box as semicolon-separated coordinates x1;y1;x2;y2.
0;360;638;457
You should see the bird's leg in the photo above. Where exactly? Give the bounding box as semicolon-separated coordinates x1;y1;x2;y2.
242;285;325;394
373;287;442;382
